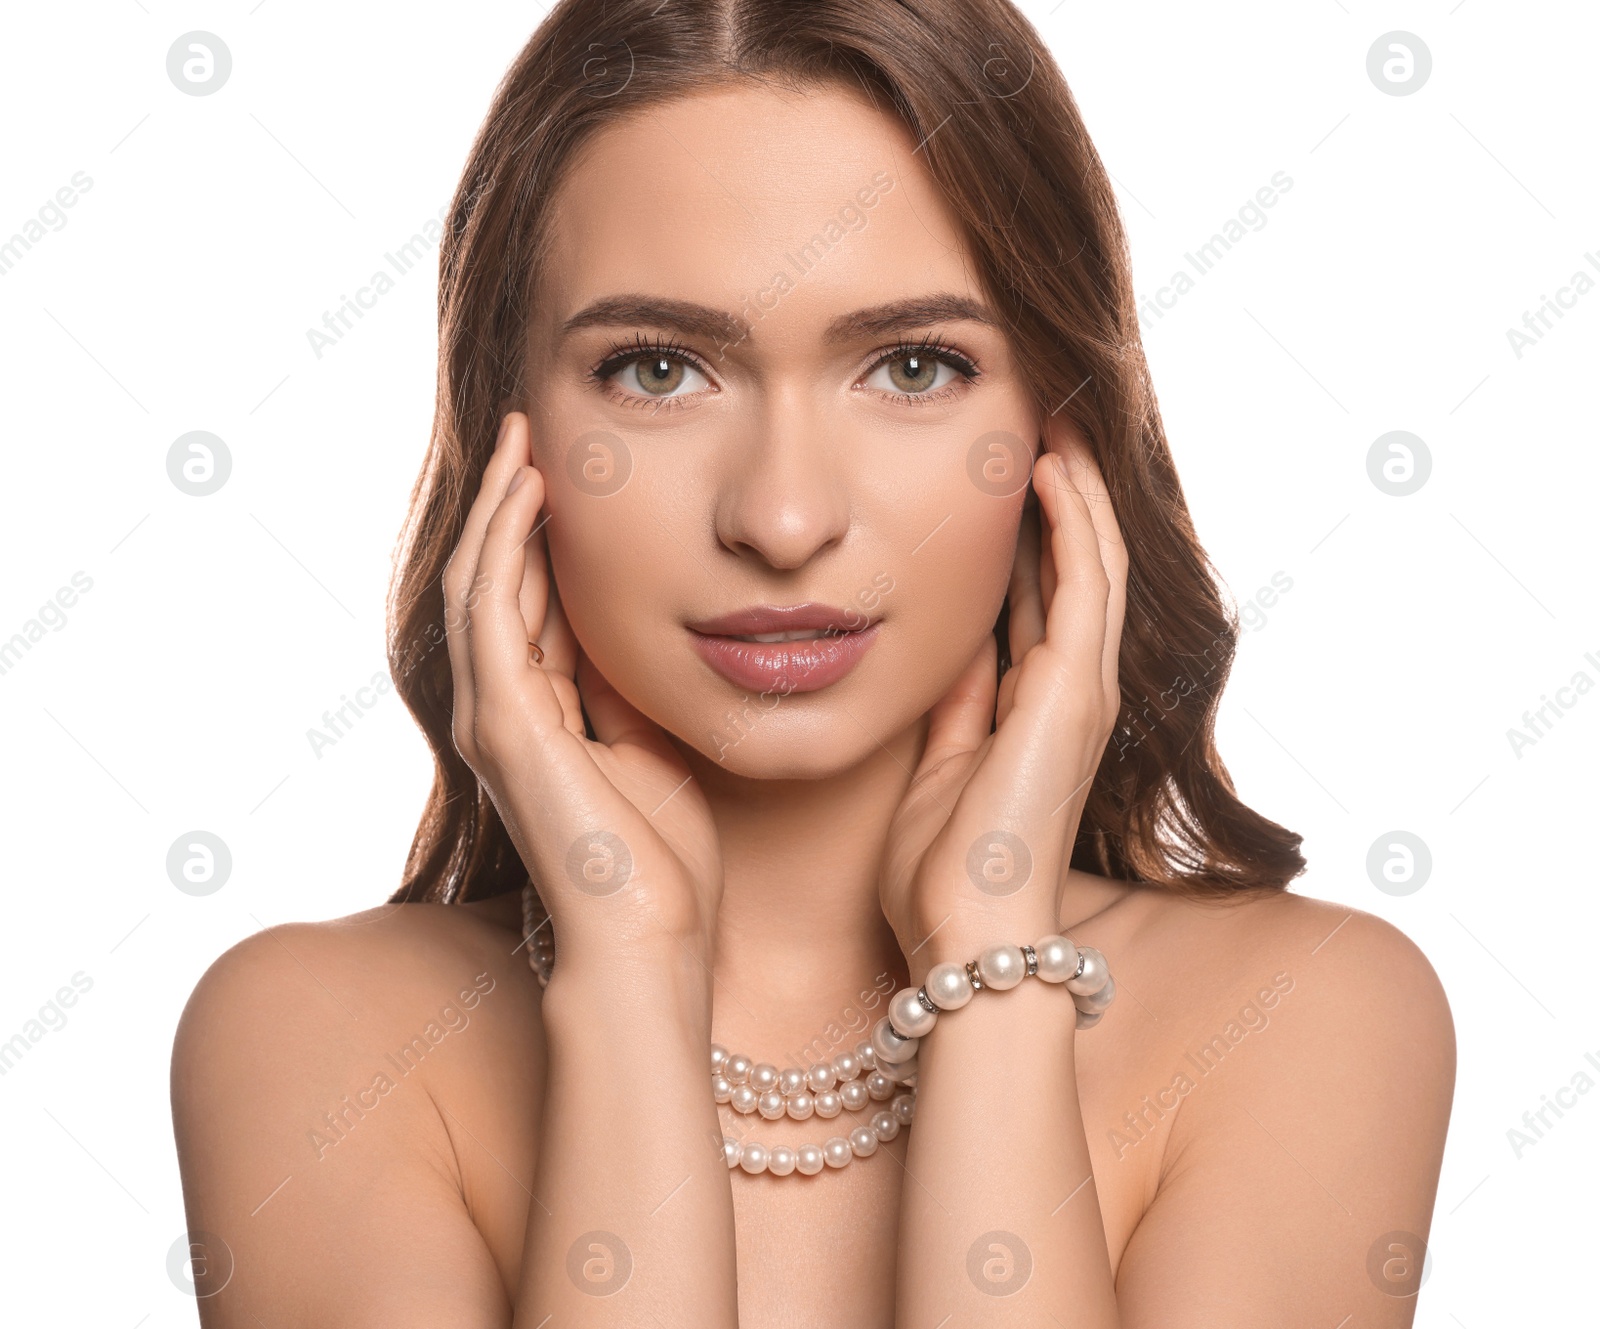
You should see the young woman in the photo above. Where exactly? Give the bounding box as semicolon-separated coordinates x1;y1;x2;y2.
171;1;1455;1325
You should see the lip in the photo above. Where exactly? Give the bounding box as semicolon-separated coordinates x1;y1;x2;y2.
686;602;882;694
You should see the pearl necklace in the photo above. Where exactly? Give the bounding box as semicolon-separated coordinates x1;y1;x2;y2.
518;879;1115;1178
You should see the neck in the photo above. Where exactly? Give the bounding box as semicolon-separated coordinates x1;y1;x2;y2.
667;714;928;1066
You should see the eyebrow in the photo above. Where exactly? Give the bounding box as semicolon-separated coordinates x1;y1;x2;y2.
558;293;1000;349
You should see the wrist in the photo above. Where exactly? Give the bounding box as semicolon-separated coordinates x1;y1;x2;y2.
539;932;715;1041
914;968;1082;1063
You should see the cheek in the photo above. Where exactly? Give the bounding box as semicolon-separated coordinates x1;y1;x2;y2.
542;498;658;659
888;496;1022;668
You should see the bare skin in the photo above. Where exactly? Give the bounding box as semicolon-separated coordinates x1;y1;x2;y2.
171;82;1454;1328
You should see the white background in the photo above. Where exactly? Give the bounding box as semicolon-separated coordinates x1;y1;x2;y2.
1;2;1593;1323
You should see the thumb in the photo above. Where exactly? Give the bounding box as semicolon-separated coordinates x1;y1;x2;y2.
913;632;998;786
574;647;680;764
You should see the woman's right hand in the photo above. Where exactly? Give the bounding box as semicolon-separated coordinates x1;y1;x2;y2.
442;410;723;966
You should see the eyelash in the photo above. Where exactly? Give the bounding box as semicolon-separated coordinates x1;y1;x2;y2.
587;333;982;413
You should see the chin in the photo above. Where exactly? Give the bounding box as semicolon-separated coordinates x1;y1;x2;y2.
643;679;910;780
702;725;885;780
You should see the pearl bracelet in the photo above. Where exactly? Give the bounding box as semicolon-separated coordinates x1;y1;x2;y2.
868;934;1116;1079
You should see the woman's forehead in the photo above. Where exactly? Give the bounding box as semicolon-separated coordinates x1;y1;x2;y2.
537;83;981;347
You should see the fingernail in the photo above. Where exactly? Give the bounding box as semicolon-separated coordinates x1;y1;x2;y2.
508;467;526;494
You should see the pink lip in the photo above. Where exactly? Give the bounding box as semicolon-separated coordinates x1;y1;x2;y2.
686;602;882;694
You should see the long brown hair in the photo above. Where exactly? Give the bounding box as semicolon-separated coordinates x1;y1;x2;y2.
385;0;1304;907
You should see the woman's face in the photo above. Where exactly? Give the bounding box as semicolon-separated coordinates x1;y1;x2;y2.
524;80;1043;779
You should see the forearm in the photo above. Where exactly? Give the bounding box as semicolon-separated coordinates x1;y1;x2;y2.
894;973;1119;1327
512;941;738;1328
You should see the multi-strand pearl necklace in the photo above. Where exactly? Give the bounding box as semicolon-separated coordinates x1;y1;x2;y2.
518;879;1115;1178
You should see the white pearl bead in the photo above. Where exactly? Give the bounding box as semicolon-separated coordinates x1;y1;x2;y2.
834;1051;862;1081
976;943;1026;989
1066;946;1109;996
1032;935;1080;983
823;1136;853;1168
785;1091;815;1120
925;962;974;1010
814;1090;843;1118
722;1136;740;1168
738;1141;768;1173
757;1089;786;1119
839;1079;869;1111
796;1143;825;1175
889;986;937;1038
710;1043;729;1071
1074;974;1116;1014
892;1093;915;1124
879;1053;917;1083
730;1084;758;1114
871;1017;918;1064
712;1074;733;1104
767;1145;797;1176
778;1067;806;1096
726;1054;752;1083
854;1039;877;1070
749;1062;779;1092
849;1126;879;1157
1076;1006;1104;1031
871;1110;900;1142
806;1062;836;1092
865;1071;895;1101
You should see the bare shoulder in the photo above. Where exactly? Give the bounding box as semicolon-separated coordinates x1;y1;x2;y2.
1107;883;1457;1325
1186;887;1454;1045
1123;884;1457;1116
169;894;541;1324
172;894;540;1115
175;891;532;1018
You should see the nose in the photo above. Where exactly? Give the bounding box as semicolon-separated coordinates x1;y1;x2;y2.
713;391;851;571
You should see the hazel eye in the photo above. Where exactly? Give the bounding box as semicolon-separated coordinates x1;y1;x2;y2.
608;352;711;400
870;350;966;398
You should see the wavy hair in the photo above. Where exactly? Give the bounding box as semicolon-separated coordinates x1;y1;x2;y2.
385;0;1305;907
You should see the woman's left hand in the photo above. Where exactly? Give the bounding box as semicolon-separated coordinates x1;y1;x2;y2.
879;420;1128;982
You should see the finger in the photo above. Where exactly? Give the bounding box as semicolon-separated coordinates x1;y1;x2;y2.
523;519;578;680
469;456;568;733
530;566;589;740
443;411;531;755
516;470;582;727
1032;448;1110;691
574;646;681;766
913;632;997;790
1054;429;1128;709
